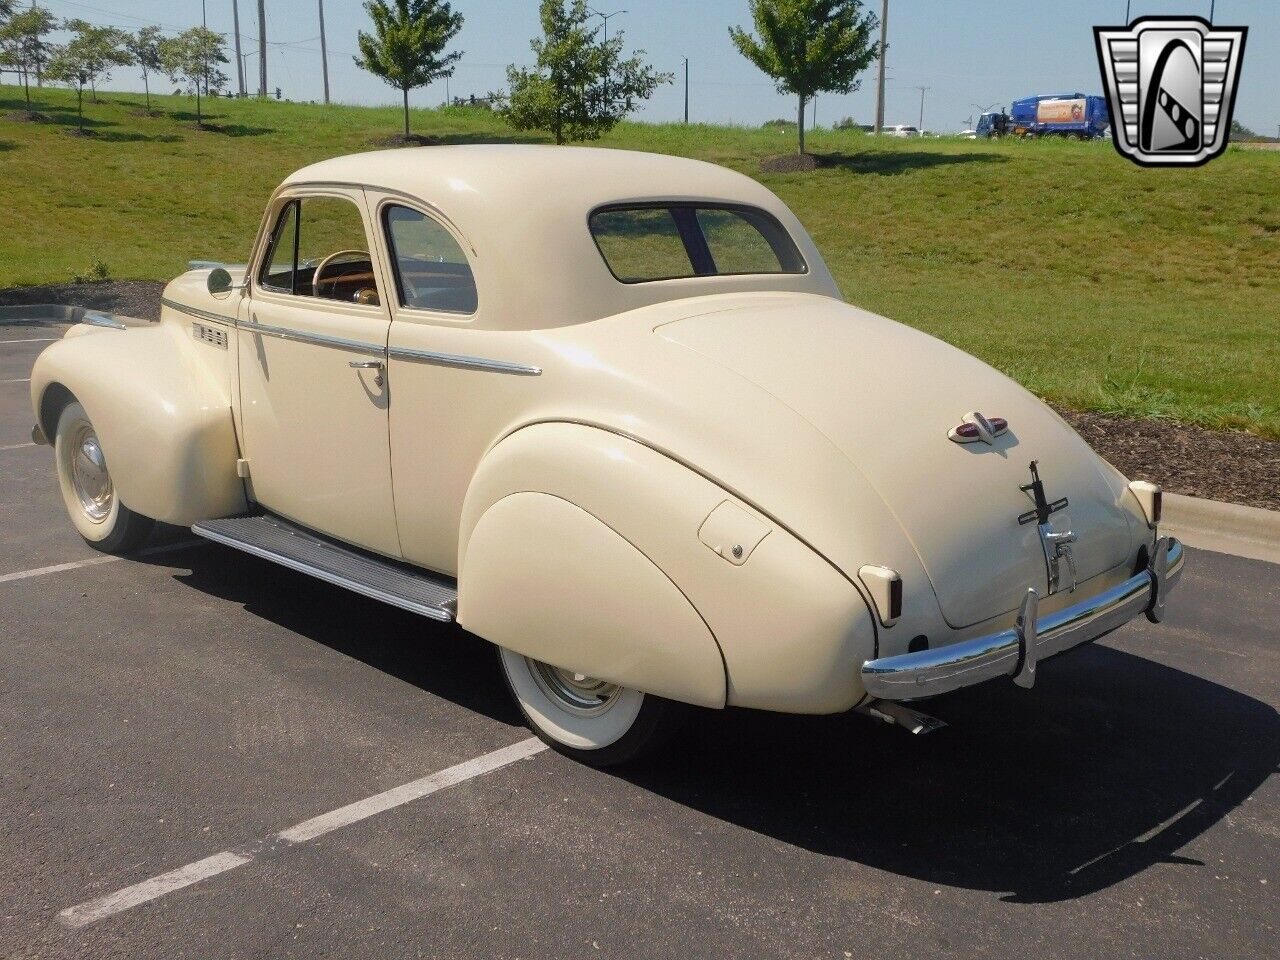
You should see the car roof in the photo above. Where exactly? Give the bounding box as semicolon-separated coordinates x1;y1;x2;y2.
277;145;837;330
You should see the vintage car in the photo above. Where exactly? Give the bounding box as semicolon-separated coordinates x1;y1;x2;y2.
29;145;1182;765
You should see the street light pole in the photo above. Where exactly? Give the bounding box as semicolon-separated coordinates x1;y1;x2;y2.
318;0;330;104
588;8;626;105
874;0;888;133
916;85;930;131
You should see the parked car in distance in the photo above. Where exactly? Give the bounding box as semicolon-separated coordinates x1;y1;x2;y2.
29;146;1183;765
883;124;922;137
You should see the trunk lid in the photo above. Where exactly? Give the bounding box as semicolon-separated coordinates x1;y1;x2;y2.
658;295;1134;628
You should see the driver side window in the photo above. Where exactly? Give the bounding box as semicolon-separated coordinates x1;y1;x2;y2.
258;195;379;305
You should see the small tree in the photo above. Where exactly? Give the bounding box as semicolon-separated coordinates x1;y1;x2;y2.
497;0;669;145
126;25;162;112
158;27;228;127
0;4;57;110
45;21;131;131
730;0;879;155
57;20;130;103
355;0;464;138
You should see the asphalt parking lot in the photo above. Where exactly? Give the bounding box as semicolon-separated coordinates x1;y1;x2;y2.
1;320;1277;960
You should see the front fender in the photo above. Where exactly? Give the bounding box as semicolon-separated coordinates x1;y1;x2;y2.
31;323;246;525
459;422;877;713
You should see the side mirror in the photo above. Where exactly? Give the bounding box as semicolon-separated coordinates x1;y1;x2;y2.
207;267;241;296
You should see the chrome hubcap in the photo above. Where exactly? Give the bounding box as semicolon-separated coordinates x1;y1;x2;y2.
69;426;113;522
530;660;622;716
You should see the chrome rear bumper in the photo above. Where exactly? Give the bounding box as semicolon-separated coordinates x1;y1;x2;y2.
860;537;1184;700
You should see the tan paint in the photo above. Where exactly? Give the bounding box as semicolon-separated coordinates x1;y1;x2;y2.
30;320;246;526
236;186;401;557
29;145;1159;714
462;492;727;709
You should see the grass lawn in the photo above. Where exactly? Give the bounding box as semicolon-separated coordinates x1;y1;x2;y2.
2;85;1277;437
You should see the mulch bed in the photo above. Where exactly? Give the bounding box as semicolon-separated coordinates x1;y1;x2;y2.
4;110;50;123
1053;406;1280;511
3;280;1276;510
0;280;164;321
368;133;442;148
760;153;818;173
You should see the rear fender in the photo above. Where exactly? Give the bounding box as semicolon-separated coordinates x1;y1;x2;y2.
31;323;246;525
459;422;876;713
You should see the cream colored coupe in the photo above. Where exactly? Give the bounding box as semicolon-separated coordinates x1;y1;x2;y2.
30;146;1182;764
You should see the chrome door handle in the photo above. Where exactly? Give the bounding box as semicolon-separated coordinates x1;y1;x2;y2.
348;359;385;387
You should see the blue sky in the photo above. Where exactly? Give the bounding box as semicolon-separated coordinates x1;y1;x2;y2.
32;0;1279;135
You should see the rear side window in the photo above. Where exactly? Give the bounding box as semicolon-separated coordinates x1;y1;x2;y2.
589;203;806;283
383;205;477;314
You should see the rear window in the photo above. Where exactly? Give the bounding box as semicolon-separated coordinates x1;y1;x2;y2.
589;203;806;283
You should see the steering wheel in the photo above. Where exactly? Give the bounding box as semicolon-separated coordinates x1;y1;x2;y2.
311;249;369;298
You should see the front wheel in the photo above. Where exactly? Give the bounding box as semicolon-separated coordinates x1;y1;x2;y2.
498;647;686;767
54;400;154;553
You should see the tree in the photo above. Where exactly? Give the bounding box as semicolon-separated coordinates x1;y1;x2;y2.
354;0;463;138
57;19;130;103
0;4;57;110
497;0;669;145
45;20;131;130
158;27;228;127
126;25;163;112
730;0;879;155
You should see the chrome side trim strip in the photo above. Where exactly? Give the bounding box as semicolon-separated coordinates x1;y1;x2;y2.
861;538;1184;700
81;311;127;331
160;297;236;327
160;297;536;374
242;319;385;357
388;346;542;377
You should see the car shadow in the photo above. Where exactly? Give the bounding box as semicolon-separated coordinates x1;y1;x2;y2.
816;149;1007;175
156;545;1277;905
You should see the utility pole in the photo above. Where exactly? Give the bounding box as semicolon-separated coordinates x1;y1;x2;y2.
680;57;691;126
201;0;209;96
812;94;817;130
318;0;330;104
916;85;929;131
257;0;267;97
32;0;42;86
873;0;888;133
231;0;246;97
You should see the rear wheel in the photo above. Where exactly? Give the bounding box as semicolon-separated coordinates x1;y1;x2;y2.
53;401;154;553
498;646;686;767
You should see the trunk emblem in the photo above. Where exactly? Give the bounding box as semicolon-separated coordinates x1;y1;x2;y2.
948;411;1009;445
1019;461;1078;595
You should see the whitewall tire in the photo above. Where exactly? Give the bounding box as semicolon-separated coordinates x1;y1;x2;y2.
498;646;686;767
53;401;154;553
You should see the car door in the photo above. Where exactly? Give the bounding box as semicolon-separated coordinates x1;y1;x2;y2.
237;187;401;557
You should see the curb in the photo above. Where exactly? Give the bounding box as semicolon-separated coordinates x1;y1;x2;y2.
1162;492;1280;566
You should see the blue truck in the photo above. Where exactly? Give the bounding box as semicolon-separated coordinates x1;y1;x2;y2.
977;93;1111;139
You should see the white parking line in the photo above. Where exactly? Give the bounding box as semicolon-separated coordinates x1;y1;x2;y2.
1;377;31;383
0;539;206;584
0;442;36;451
0;337;58;344
58;737;548;928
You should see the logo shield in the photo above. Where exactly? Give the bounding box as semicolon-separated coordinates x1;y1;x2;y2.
1095;16;1247;167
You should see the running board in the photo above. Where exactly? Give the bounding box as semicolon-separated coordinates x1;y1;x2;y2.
192;514;458;622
